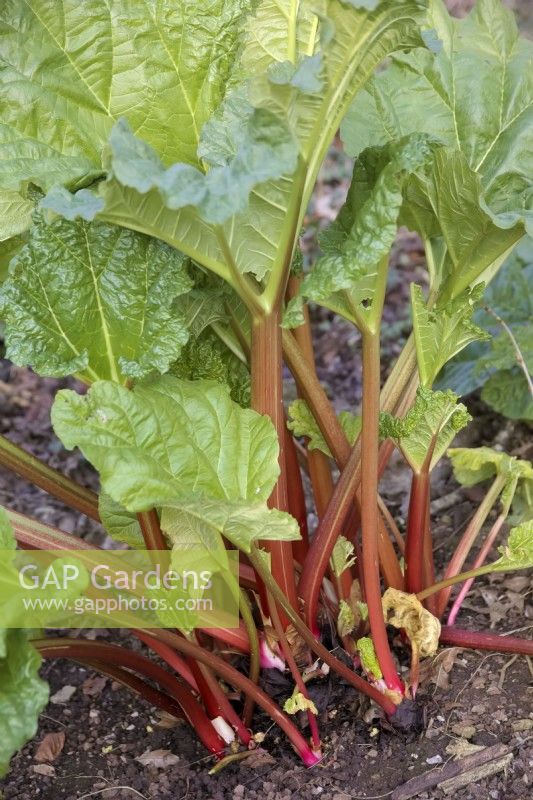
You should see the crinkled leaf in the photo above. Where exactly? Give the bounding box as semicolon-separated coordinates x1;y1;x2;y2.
356;637;382;680
98;493;144;550
0;630;49;778
492;521;533;573
342;0;532;298
481;370;533;422
0;0;249;219
383;588;441;659
411;284;490;387
330;536;356;578
0;213;191;384
52;376;279;510
160;498;299;555
284;134;436;328
40;187;105;221
283;691;318;716
0;191;34;242
108;107;299;226
171;329;250;408
337;599;356;637
5;1;427;284
0;511;48;776
380;387;471;473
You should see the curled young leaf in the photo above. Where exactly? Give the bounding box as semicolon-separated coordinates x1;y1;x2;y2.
337;599;357;638
284;134;436;329
283;692;318;716
493;521;533;572
411;284;490;387
330;536;357;579
356;636;383;680
380;387;471;473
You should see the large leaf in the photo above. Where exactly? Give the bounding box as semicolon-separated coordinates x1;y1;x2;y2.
342;0;532;298
52;376;280;509
0;212;191;383
284;134;436;329
380;387;471;473
0;508;48;777
0;0;251;222
0;1;427;285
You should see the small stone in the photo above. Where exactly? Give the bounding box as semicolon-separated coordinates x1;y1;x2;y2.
426;754;443;765
233;785;245;798
512;719;533;732
451;724;476;739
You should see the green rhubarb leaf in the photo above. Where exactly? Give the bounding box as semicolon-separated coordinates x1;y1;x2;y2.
481;370;533;422
0;630;49;778
287;399;360;457
2;1;427;287
98;493;144;550
283;691;318;716
284;134;436;328
108;104;299;227
330;536;356;578
436;239;533;418
380;387;471;473
411;284;490;387
52;376;280;510
491;521;533;573
0;0;249;211
337;599;356;637
342;0;532;298
0;511;48;777
356;636;382;680
0;212;192;384
160;498;299;555
171;329;250;409
447;447;532;489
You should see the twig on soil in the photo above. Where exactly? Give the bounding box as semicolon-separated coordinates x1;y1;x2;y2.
498;653;519;689
77;787;150;800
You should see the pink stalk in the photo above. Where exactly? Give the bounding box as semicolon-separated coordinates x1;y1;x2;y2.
436;474;507;617
447;513;507;625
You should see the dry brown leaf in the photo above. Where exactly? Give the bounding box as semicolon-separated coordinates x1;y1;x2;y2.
35;732;66;763
245;747;277;769
382;588;441;659
33;763;56;777
136;749;181;768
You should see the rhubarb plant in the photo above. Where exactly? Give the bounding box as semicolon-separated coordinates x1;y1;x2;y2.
0;0;532;776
